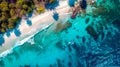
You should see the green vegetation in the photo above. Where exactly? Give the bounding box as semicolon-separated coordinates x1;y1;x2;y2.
0;0;56;33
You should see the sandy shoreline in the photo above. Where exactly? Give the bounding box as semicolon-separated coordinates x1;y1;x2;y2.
0;0;71;53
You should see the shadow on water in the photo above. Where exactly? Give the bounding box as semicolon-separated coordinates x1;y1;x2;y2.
26;19;32;26
53;12;59;21
45;0;59;10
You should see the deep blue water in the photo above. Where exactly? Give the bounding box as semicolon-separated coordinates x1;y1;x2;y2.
0;0;120;67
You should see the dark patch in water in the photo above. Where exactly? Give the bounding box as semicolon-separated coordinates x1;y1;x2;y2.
112;19;120;30
49;64;53;67
56;41;65;50
0;60;5;67
68;62;72;67
72;42;86;57
19;65;23;67
36;64;40;67
73;27;76;30
106;31;112;38
82;37;86;43
76;35;80;39
80;0;87;9
20;65;31;67
67;45;72;52
76;29;79;32
85;18;90;24
57;59;63;67
71;43;81;55
62;59;64;63
65;31;68;34
77;61;83;67
69;54;71;58
24;65;31;67
101;31;105;39
86;25;98;41
55;22;72;33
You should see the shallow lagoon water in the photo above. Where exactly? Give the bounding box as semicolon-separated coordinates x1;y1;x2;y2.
0;0;120;67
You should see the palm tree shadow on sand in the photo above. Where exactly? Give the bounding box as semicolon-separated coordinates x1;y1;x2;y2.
68;0;77;7
26;12;33;26
14;28;21;37
0;19;22;46
53;12;59;21
45;0;59;10
26;19;32;26
1;12;34;46
0;34;5;46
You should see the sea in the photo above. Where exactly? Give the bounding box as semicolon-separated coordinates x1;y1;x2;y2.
0;0;120;67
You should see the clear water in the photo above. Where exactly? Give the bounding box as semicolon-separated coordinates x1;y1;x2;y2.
0;0;120;67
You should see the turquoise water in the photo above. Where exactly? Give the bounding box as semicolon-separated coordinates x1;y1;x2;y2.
0;0;120;67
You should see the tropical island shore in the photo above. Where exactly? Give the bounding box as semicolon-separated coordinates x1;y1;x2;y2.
0;0;71;53
0;0;98;54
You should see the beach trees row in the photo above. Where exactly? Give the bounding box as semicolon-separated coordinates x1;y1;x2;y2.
0;0;56;33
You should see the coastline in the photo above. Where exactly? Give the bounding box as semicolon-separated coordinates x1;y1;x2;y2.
0;0;70;53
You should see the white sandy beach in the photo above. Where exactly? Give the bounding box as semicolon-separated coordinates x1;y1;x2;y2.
0;0;71;53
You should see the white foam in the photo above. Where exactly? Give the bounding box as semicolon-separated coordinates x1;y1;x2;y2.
0;24;52;58
0;48;12;57
27;38;35;45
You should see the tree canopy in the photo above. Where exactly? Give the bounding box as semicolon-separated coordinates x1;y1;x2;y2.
0;0;57;33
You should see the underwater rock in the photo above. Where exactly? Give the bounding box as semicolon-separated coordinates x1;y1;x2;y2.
77;61;83;67
101;31;105;40
55;22;72;33
56;41;65;50
80;0;87;9
76;35;80;39
24;65;31;67
49;64;53;67
57;59;63;67
91;1;97;7
67;44;72;52
68;62;72;67
65;31;68;34
71;42;81;55
76;29;79;32
86;25;98;41
71;42;86;56
73;27;76;30
0;60;4;67
82;37;86;43
92;4;107;17
112;19;120;30
85;18;90;24
68;54;71;58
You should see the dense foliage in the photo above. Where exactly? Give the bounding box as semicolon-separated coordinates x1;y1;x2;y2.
0;0;56;33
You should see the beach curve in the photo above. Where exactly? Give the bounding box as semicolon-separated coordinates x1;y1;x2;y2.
0;0;71;53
